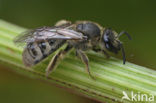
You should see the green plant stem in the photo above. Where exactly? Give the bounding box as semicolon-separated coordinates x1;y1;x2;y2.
0;19;156;103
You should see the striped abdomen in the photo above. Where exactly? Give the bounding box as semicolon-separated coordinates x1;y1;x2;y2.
22;40;66;66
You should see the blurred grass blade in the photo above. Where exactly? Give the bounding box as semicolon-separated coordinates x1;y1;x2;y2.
0;19;156;103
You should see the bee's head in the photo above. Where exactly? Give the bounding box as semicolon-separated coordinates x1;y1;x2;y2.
102;28;131;64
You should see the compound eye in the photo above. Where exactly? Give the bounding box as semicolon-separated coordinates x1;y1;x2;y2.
76;22;100;38
103;28;115;42
103;28;120;54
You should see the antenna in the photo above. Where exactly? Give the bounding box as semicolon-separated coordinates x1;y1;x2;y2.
117;31;132;40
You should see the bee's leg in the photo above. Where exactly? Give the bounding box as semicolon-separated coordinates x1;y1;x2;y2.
92;48;110;58
76;50;95;79
45;50;62;77
45;45;72;77
55;20;72;27
102;50;110;58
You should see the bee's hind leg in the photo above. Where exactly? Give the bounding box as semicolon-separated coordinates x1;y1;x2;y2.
76;50;95;79
45;45;72;77
45;50;62;77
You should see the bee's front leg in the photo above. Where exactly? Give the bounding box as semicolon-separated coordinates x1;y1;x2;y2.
45;45;72;77
76;50;95;79
92;48;110;58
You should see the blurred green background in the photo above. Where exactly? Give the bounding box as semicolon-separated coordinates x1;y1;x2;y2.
0;0;156;103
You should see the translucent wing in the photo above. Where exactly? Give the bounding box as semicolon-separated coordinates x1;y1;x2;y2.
14;26;87;45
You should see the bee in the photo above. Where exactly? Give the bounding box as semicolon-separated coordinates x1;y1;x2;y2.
14;20;131;78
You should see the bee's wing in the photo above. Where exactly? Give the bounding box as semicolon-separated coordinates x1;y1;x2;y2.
14;26;87;46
